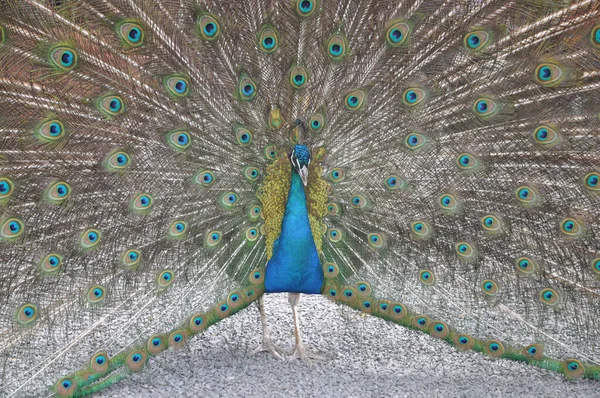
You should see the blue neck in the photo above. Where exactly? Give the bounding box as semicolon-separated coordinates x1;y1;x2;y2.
264;170;324;294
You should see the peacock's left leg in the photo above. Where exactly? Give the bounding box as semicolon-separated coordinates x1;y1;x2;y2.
250;295;284;359
289;293;324;364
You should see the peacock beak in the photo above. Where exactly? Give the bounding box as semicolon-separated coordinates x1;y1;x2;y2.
299;165;309;187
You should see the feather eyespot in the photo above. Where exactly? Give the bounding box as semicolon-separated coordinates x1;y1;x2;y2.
49;45;78;72
0;177;14;202
244;166;260;182
157;270;174;287
329;168;345;182
515;185;540;206
194;170;215;187
1;217;24;241
91;352;109;373
386;20;410;46
80;228;101;249
147;335;167;354
385;175;404;190
131;193;153;213
522;344;544;360
296;0;317;16
309;113;325;132
219;192;239;208
126;350;147;371
464;30;490;51
96;95;125;117
87;286;105;303
258;26;279;53
419;270;435;285
327;32;348;59
532;125;560;147
584;172;600;191
455;242;475;259
345;90;366;110
245;227;259;242
205;231;222;248
56;378;77;396
104;150;131;172
410;221;431;239
197;14;221;41
592;25;600;47
515;256;537;275
166;129;191;152
534;63;563;86
323;262;339;278
481;280;499;296
290;66;309;89
540;288;559;306
237;74;257;101
405;133;427;150
592;258;600;276
164;76;190;98
17;303;38;325
234;125;253;146
439;194;458;210
560;217;583;236
40;253;63;273
45;180;71;205
402;88;427;107
168;220;188;239
121;249;141;269
368;233;384;248
472;98;498;119
456;153;479;171
35;119;67;143
485;340;505;357
118;22;144;47
564;359;585;378
481;215;502;232
328;228;342;242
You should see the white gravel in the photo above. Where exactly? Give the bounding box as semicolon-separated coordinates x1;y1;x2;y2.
96;294;600;398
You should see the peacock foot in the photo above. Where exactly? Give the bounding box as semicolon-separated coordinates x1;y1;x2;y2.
290;344;325;366
250;339;285;360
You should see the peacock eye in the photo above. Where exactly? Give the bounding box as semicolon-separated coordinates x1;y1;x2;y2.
96;95;125;117
539;288;559;306
131;193;153;213
410;221;431;239
456;153;479;171
309;113;325;132
45;180;71;205
368;233;384;248
455;242;475;258
164;76;190;98
329;167;345;182
197;14;221;40
35;119;67;143
49;45;78;71
234;125;253;146
119;22;145;47
238;74;257;101
464;30;490;51
419;270;435;285
583;172;600;191
560;217;583;236
289;66;309;89
439;193;458;210
258;25;279;53
472;97;499;119
205;231;222;248
87;285;105;303
405;133;427;150
0;177;14;201
40;253;63;273
104;150;131;172
402;88;427;107
121;249;141;269
157;270;174;287
385;175;404;190
481;280;499;296
386;20;410;46
1;217;24;241
166;129;192;152
515;185;540;206
350;194;367;209
219;192;239;208
296;0;316;16
534;63;563;86
327;32;348;59
515;256;537;275
481;214;501;232
592;25;600;46
345;89;367;110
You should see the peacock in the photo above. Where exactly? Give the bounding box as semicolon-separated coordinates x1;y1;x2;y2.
1;0;600;396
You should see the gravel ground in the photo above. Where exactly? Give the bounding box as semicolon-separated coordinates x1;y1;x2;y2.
97;294;600;398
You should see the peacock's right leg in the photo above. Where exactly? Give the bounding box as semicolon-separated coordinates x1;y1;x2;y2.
250;294;284;359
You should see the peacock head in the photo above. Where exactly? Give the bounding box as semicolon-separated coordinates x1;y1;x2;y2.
290;144;310;187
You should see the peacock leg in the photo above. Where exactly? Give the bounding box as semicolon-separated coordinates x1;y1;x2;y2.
250;294;284;359
289;292;324;365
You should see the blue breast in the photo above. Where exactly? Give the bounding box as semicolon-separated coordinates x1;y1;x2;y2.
264;170;324;294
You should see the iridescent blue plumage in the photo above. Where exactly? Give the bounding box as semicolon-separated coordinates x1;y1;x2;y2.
265;146;323;294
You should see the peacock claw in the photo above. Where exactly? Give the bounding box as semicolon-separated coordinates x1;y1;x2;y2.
250;340;284;360
290;345;325;366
